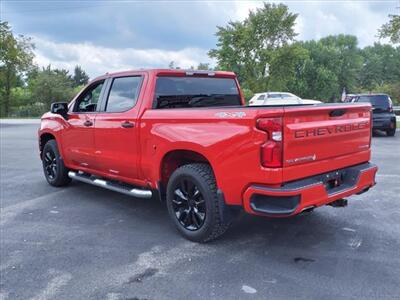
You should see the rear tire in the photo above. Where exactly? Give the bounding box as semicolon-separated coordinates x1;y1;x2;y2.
42;139;71;187
166;163;231;243
387;128;396;137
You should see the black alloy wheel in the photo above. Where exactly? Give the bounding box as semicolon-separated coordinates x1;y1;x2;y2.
43;148;57;180
172;177;206;231
166;163;233;243
41;139;71;187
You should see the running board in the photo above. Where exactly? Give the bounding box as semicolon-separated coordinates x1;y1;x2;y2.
68;171;152;199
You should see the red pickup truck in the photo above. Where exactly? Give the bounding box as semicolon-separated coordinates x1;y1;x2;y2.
39;69;377;242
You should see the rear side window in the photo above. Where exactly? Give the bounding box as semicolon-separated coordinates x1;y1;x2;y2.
267;94;282;99
281;93;295;98
154;77;241;109
105;76;142;112
357;95;390;109
257;95;265;100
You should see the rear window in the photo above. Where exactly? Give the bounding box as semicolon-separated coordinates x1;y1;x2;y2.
356;95;391;109
154;77;241;109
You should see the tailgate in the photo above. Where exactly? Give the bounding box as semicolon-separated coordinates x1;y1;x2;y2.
283;104;371;169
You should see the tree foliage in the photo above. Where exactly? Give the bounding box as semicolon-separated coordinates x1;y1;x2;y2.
359;43;400;87
72;65;89;87
0;21;35;116
196;63;210;70
289;35;363;101
209;3;299;92
0;21;90;117
378;14;400;44
28;65;78;110
208;4;400;104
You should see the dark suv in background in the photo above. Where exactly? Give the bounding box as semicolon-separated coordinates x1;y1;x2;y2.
353;94;396;136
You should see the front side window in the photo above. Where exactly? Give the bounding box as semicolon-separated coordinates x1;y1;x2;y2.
74;81;104;112
105;76;142;112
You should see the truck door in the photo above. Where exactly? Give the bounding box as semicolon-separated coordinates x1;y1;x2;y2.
94;75;145;181
62;80;106;170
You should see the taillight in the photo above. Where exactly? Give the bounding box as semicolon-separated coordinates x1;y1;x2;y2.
388;97;393;112
257;118;283;168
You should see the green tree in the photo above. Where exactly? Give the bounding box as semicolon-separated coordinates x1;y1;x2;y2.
320;35;362;96
267;43;308;91
28;65;76;111
359;43;400;88
0;21;34;117
196;63;210;70
289;35;362;101
378;14;400;44
209;3;299;92
72;65;89;87
168;61;180;69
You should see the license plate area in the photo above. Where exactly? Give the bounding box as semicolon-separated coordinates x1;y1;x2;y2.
323;170;346;192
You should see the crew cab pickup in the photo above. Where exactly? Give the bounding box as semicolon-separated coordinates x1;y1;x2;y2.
38;69;378;242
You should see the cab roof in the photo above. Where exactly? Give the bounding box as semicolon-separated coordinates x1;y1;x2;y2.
92;69;236;82
350;93;389;97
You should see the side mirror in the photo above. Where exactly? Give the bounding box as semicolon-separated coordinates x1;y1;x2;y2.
50;102;69;119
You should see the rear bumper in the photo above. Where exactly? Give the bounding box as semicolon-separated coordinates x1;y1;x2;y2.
372;114;396;130
243;162;377;217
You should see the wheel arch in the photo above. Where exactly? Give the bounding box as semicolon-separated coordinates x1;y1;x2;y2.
158;149;215;198
39;132;57;156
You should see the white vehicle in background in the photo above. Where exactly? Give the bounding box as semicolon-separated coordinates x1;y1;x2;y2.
248;92;322;106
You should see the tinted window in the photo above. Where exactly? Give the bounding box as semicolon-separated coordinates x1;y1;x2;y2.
267;94;282;99
357;95;390;109
74;81;104;112
106;76;142;112
257;95;265;100
281;93;295;98
154;77;241;109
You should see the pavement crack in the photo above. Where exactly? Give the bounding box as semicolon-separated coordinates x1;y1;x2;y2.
127;268;158;283
294;257;315;263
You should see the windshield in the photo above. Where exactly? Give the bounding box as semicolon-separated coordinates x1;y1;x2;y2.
357;95;390;109
154;76;241;108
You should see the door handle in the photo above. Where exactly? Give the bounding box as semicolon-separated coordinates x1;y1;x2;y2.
83;120;93;127
121;121;134;128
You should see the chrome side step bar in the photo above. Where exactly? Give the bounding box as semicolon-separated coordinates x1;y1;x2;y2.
68;171;152;199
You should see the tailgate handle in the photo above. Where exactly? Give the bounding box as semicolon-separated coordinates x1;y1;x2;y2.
329;109;346;117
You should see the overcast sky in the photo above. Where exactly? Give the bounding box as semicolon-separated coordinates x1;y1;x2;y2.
2;0;398;78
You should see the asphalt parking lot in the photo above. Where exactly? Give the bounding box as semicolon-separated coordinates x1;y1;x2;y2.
1;121;399;300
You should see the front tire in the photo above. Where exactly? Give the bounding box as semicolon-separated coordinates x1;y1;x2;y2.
166;163;231;243
42;139;71;187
